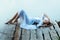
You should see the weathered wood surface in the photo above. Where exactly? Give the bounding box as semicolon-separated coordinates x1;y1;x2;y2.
42;28;51;40
53;23;60;37
30;30;36;40
48;26;59;40
37;29;43;40
19;22;60;40
21;29;30;40
0;24;15;40
0;21;60;40
12;24;21;40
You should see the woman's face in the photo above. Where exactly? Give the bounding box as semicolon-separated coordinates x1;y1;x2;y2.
43;20;50;24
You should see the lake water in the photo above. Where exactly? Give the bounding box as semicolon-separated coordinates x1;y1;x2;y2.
0;0;60;28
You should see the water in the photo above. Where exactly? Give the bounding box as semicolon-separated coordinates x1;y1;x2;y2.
0;0;60;29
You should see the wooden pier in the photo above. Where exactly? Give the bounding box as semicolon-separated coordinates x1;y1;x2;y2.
0;21;60;40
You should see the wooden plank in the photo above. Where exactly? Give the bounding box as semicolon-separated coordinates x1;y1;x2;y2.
13;25;20;40
4;24;15;38
5;24;15;38
37;29;43;40
19;28;21;40
50;20;60;37
4;24;15;31
0;24;15;40
30;30;36;40
0;33;11;40
53;22;60;37
42;28;51;40
48;26;59;40
22;29;30;40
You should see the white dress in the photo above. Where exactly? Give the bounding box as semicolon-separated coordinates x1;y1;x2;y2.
18;10;37;29
18;10;48;29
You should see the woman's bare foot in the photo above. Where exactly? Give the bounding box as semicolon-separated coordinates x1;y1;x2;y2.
5;19;18;25
5;20;16;24
5;22;16;24
5;21;13;24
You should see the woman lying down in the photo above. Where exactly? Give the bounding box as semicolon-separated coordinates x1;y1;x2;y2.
5;10;52;29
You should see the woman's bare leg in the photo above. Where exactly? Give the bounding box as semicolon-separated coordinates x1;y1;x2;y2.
5;12;19;24
12;14;19;23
